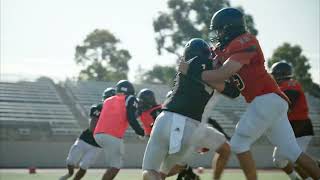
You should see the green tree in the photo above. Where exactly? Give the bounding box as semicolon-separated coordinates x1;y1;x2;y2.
75;29;131;81
268;43;320;97
141;0;258;85
153;0;258;56
142;65;177;85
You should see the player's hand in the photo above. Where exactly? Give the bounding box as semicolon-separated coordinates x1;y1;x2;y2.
178;59;189;75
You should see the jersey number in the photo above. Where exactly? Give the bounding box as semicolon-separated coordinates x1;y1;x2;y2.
232;74;245;91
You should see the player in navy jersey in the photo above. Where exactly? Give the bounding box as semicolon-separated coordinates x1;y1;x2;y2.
59;88;115;180
142;38;240;180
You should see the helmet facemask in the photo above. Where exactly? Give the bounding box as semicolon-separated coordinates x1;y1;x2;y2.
210;24;246;48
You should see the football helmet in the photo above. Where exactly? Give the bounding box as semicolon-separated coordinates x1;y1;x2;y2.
184;38;212;61
137;88;157;110
270;61;293;81
102;87;116;100
210;7;246;46
115;80;135;95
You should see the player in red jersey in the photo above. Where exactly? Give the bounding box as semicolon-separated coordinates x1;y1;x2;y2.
137;89;162;137
94;80;144;180
179;7;320;180
271;61;315;180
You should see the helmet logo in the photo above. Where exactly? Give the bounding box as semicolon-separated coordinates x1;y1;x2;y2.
121;87;128;92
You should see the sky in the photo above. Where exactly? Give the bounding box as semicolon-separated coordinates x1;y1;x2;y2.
0;0;319;84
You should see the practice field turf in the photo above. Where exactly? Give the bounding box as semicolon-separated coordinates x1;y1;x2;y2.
0;169;288;180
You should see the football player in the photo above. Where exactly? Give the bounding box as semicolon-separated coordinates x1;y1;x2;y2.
179;7;320;180
138;89;232;180
59;88;115;180
137;89;201;179
271;61;315;180
94;80;145;180
137;88;162;137
142;38;241;180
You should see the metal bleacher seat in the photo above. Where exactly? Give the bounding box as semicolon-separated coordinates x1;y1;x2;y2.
65;80;115;106
0;80;62;103
0;78;81;139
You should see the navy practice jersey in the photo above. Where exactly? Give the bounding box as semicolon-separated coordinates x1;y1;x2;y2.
163;56;214;121
79;103;103;147
79;128;100;147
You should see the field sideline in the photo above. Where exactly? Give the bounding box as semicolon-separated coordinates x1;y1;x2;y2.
0;168;289;180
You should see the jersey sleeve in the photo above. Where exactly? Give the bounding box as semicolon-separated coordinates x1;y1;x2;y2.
126;95;145;136
229;51;256;65
227;34;258;65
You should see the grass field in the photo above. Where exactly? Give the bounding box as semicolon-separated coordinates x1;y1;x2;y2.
0;169;289;180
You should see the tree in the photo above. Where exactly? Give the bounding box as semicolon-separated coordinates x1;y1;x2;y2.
142;65;177;85
74;29;131;81
268;43;320;97
141;0;258;85
153;0;258;56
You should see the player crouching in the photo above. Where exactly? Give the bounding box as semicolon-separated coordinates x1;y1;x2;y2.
59;88;116;180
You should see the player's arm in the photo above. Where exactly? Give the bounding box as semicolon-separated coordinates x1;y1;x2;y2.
202;59;243;83
126;95;145;136
89;105;99;131
179;58;242;83
89;117;99;132
283;89;300;110
212;79;240;98
179;51;255;84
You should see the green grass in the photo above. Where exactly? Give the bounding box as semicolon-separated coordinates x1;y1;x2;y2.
0;169;288;180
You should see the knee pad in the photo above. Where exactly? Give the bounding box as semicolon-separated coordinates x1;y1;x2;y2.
230;134;251;154
277;143;302;163
273;158;289;168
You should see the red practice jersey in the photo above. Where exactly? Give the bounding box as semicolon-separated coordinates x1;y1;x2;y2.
94;95;129;139
213;33;288;103
140;105;162;136
279;79;309;121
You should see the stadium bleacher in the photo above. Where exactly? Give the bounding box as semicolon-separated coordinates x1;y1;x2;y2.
0;78;81;140
0;78;319;168
1;78;319;144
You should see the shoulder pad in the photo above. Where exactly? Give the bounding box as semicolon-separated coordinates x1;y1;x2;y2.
226;33;258;54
